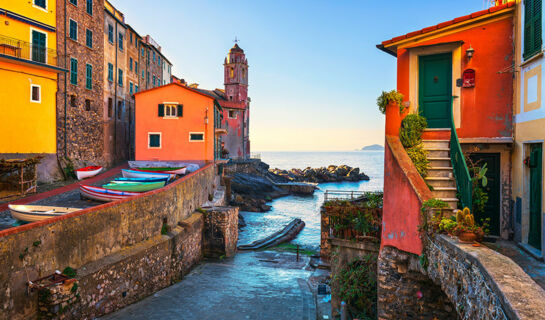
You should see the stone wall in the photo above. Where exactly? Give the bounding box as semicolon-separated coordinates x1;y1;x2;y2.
223;159;266;176
202;206;239;259
0;165;217;319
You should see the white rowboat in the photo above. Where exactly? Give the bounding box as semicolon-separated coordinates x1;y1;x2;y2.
121;169;174;180
8;205;82;222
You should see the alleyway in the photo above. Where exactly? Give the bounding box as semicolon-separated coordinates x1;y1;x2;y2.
101;251;316;320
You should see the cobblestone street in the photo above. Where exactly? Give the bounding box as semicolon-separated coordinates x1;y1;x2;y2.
101;251;316;320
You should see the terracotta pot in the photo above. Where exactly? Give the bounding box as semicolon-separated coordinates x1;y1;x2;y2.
458;232;477;243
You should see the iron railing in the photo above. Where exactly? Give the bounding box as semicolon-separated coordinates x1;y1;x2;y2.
0;35;61;68
449;97;472;209
324;190;381;202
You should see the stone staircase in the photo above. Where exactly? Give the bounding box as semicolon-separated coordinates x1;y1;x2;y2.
422;139;459;212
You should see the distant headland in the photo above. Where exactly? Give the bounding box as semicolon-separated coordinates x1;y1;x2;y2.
360;144;384;151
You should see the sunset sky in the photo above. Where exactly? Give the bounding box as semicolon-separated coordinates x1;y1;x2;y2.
113;0;489;151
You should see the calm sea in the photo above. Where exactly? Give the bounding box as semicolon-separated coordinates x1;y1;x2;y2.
238;151;385;250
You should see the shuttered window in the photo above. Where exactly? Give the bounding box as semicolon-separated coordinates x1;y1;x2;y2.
149;133;161;148
70;58;78;85
108;63;113;82
158;104;164;117
86;0;92;15
524;0;543;59
86;64;92;89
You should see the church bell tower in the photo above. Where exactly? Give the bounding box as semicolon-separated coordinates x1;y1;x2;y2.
224;43;248;103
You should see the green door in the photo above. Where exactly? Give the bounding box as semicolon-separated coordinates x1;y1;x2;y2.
31;30;46;63
529;144;542;250
418;53;452;128
470;153;500;236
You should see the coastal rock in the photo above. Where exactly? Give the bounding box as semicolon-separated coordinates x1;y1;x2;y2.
269;165;369;183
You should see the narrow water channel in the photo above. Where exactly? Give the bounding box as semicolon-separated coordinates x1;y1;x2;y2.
238;151;384;250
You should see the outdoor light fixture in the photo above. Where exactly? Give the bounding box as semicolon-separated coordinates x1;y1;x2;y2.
466;45;475;60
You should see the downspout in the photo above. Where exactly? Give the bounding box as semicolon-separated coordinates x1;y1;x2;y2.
63;0;67;158
114;22;118;162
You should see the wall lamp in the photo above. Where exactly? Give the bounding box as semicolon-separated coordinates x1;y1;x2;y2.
466;45;475;60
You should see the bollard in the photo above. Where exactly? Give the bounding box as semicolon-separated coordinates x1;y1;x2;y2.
340;301;347;320
296;245;300;261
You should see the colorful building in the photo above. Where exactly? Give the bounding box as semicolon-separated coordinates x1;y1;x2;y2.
512;0;545;257
134;83;224;162
0;0;65;181
197;43;250;159
378;2;515;253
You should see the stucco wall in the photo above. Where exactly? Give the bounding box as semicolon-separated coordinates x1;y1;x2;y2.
0;164;215;319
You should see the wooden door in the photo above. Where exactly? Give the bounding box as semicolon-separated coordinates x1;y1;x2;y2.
529;144;542;250
418;53;452;128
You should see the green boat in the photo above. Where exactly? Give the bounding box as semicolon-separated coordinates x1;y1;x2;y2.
102;181;166;192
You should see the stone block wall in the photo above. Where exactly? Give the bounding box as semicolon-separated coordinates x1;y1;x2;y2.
0;165;215;320
203;206;239;258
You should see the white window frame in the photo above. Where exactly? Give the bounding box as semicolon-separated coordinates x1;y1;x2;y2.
29;27;48;64
33;0;48;12
189;132;205;142
163;102;178;119
148;132;162;149
228;110;237;119
30;84;41;103
69;18;78;41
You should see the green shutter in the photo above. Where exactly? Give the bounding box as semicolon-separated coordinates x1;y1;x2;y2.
524;0;543;59
158;104;164;117
177;104;183;117
534;0;542;53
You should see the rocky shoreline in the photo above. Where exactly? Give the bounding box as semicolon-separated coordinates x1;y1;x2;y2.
268;165;369;183
224;160;370;213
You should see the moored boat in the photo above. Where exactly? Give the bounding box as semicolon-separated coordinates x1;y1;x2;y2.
8;205;81;222
114;177;169;183
76;166;103;180
102;181;166;192
121;169;174;180
135;166;187;175
79;185;140;202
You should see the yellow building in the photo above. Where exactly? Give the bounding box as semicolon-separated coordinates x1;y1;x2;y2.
0;0;64;181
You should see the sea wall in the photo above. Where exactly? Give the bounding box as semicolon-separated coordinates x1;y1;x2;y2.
0;164;224;319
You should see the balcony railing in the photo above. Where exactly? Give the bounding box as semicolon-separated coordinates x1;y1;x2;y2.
0;35;62;68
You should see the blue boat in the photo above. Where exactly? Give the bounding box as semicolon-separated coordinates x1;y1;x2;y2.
121;169;174;180
114;177;169;183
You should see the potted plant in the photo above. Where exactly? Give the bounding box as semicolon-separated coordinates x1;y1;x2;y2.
453;207;479;243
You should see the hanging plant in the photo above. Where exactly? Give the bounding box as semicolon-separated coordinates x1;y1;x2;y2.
377;90;405;114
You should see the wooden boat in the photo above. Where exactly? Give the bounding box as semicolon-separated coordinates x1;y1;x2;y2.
8;204;81;222
135;166;187;175
102;181;166;192
121;169;174;180
114;177;169;183
76;166;103;180
79;185;139;202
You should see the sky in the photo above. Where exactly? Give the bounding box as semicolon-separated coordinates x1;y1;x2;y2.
112;0;492;151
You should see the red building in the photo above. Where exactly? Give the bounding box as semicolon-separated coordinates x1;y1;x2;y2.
378;3;515;254
196;44;250;159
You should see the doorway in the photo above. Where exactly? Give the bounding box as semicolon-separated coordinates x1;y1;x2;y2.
418;53;452;128
469;153;501;236
528;144;542;250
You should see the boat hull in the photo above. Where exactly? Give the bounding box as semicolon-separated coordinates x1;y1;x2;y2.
80;185;139;202
114;177;169;183
102;181;165;192
8;205;81;222
135;167;187;175
121;169;174;180
76;166;103;180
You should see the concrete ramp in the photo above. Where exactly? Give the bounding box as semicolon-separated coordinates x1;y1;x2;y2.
238;218;305;250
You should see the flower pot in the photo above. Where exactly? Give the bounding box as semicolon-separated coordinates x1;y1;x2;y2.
458;232;477;243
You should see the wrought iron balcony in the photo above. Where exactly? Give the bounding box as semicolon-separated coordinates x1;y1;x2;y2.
0;35;63;69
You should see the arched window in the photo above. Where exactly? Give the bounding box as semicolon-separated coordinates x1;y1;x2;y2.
230;67;234;78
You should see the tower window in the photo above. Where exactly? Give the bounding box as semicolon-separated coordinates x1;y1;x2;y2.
228;110;237;119
230;67;234;78
229;96;233;101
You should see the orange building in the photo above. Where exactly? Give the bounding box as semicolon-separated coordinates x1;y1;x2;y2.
134;83;224;162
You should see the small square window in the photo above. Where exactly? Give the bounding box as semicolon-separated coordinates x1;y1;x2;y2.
228;110;237;119
34;0;46;9
190;133;204;141
30;84;41;103
164;104;177;118
70;95;77;108
149;133;161;148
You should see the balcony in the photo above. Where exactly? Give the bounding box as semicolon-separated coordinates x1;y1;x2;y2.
0;35;64;70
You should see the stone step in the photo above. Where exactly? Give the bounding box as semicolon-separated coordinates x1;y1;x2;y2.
422;139;450;149
428;157;451;168
432;187;458;199
425;148;450;158
425;177;456;188
427;167;454;178
439;197;459;209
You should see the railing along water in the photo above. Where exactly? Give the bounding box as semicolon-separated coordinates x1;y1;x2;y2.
449;98;472;209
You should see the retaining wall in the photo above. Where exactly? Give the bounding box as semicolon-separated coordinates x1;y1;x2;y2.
0;164;217;319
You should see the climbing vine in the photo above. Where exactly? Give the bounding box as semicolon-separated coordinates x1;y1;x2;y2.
400;114;430;177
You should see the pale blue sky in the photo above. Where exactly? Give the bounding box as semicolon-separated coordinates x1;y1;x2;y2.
112;0;490;151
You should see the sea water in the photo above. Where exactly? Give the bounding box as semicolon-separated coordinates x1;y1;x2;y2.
238;151;384;250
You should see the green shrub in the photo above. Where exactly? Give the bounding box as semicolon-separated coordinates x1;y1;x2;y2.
377;90;404;114
400;114;427;149
332;255;377;319
406;144;430;177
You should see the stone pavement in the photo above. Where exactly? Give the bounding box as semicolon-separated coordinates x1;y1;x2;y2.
101;251;316;320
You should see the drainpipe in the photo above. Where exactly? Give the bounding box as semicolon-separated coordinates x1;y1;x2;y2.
63;0;67;158
114;22;118;162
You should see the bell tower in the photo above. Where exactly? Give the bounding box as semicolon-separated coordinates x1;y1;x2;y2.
224;42;248;103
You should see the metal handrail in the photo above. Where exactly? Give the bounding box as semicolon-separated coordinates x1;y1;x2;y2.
0;34;61;68
324;190;381;201
449;97;472;209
